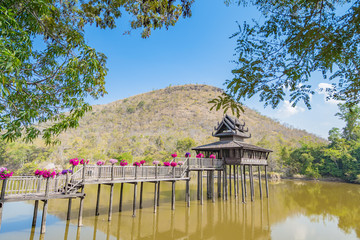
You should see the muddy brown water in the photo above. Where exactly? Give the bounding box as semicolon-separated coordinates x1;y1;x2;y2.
0;178;359;240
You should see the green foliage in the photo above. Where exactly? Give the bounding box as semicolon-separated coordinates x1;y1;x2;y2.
284;103;360;182
0;0;194;144
116;152;133;163
218;0;360;111
176;137;196;153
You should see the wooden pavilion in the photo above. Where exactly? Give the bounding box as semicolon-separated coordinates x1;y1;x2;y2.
192;114;272;202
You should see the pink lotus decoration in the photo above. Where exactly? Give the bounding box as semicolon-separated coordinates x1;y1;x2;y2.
133;162;140;166
185;152;191;158
69;158;79;166
209;154;216;159
96;160;105;166
170;162;178;167
178;161;184;166
163;162;170;167
196;153;204;158
80;159;89;165
120;160;128;166
171;152;177;158
152;160;160;165
140;160;146;165
34;169;44;176
0;167;13;179
109;159;118;164
35;169;56;178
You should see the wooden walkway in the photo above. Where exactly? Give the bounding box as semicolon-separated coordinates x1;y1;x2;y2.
0;157;269;235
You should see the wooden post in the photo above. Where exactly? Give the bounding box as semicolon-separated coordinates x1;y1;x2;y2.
154;182;158;213
240;165;245;203
95;184;101;216
111;164;115;181
40;200;48;234
186;180;190;207
108;184;114;221
67;198;72;220
229;165;232;197
65;173;69;195
32;200;39;227
237;166;240;198
206;171;210;199
185;159;190;207
40;178;50;234
171;181;175;210
197;171;201;200
243;165;247;197
119;183;124;212
224;166;228;200
265;165;269;198
200;171;203;205
233;165;237;199
250;165;254;202
217;171;221;198
155;164;158;179
258;166;263;199
139;182;144;209
82;163;87;182
78;186;85;227
0;178;7;230
132;183;138;217
157;182;160;206
135;166;138;179
212;171;215;203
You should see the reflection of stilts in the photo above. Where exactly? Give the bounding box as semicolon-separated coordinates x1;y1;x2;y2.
117;210;122;240
93;216;98;240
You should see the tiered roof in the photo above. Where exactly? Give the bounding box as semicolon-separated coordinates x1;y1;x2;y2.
193;115;272;153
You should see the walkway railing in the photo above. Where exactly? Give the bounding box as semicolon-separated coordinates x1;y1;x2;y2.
0;157;223;198
1;175;67;197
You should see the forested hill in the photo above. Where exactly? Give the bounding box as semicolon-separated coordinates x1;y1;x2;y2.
2;85;325;173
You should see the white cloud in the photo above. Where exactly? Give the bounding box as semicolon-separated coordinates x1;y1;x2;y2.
317;83;343;105
277;100;305;117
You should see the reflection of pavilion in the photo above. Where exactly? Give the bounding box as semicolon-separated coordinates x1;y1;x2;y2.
193;115;272;202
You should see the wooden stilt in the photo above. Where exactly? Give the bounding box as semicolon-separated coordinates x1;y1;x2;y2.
40;200;48;234
119;183;124;212
32;200;39;226
224;166;228;200
154;182;158;213
95;184;101;216
78;197;84;226
206;171;210;199
171;181;175;210
212;171;215;203
197;171;201;200
229;165;232;197
217;171;221;198
265;165;269;198
233;165;237;199
250;165;254;202
139;182;144;209
200;171;203;205
157;182;160;206
67;198;72;220
237;166;240;198
0;203;3;230
243;165;247;197
108;184;114;221
132;183;138;217
258;166;263;199
186;180;190;207
240;165;245;203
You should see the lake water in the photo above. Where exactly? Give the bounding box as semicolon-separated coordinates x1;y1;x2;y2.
0;179;359;240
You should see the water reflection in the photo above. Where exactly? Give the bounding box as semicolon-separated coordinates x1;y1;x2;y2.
0;180;359;239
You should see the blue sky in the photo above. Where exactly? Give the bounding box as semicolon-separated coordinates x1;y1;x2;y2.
83;0;344;139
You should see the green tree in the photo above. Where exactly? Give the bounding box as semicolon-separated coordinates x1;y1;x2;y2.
176;137;196;153
215;0;360;112
0;0;194;144
335;103;360;141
